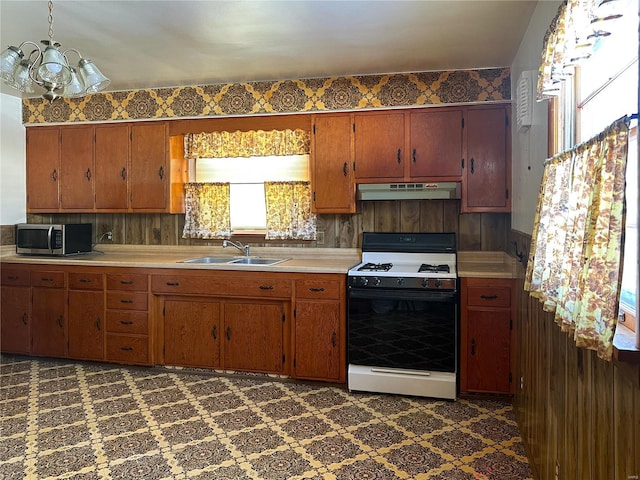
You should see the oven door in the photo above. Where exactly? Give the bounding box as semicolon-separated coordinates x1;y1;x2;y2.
347;286;457;373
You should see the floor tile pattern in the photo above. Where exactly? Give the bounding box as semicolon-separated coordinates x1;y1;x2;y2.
0;355;532;479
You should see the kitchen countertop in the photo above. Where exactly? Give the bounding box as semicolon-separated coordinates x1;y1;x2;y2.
1;245;517;278
0;244;362;274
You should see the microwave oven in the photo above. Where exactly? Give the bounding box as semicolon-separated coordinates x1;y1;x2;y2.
16;223;93;256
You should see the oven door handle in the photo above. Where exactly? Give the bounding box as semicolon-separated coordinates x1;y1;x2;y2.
348;287;457;302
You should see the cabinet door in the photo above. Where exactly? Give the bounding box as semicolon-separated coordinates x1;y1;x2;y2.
0;285;30;354
354;112;405;179
465;308;512;393
294;300;342;382
463;106;510;212
164;299;221;368
26;127;60;211
68;290;105;360
312;114;355;213
60;126;94;210
410;109;463;178
130;123;167;210
223;301;285;373
95;124;129;210
31;287;67;357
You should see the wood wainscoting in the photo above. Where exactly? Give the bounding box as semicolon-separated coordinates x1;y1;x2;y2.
513;259;640;480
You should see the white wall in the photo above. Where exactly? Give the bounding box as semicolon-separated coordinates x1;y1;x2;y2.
0;93;26;225
510;1;562;235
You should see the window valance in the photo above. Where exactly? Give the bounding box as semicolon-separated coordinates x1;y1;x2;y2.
184;129;310;159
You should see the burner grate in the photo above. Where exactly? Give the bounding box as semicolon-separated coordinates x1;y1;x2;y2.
418;264;450;273
358;262;393;272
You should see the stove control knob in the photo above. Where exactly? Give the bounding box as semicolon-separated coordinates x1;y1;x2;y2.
372;277;381;286
434;279;442;288
421;278;429;288
360;277;369;286
396;278;404;286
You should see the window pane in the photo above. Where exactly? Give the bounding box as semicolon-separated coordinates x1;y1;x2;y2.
230;184;266;230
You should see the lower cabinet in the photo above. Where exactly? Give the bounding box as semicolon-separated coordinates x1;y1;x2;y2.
164;298;222;368
68;272;105;360
0;267;31;354
460;277;514;394
31;271;66;358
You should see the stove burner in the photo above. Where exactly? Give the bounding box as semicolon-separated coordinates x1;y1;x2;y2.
358;262;393;272
418;263;450;273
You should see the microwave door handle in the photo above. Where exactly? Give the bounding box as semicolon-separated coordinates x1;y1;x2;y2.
47;226;54;253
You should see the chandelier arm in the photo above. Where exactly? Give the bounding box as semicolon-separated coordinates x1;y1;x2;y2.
62;48;84;63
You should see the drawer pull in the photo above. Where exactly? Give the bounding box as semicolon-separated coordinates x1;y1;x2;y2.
120;299;134;304
120;346;133;351
119;320;134;325
42;277;54;282
79;278;92;283
309;287;325;292
480;295;499;300
120;280;134;285
7;275;18;280
166;282;180;286
259;285;274;290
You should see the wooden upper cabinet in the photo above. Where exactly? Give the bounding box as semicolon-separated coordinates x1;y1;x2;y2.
354;111;405;180
60;126;94;210
26;127;60;211
462;105;511;212
95;124;129;210
311;114;356;214
130;123;168;210
409;109;463;178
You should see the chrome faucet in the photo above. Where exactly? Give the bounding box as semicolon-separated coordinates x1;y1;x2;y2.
223;239;250;257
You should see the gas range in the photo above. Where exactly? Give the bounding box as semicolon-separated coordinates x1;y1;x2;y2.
348;233;457;290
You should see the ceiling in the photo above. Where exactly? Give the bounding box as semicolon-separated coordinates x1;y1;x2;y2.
0;1;539;99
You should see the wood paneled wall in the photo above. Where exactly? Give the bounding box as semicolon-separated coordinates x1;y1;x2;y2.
21;199;510;251
512;244;640;480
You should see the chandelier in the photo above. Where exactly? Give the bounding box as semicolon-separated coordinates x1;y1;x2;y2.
0;0;110;102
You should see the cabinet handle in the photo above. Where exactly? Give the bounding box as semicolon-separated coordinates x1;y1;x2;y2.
470;158;475;174
166;281;180;286
158;166;165;180
480;295;499;300
51;169;58;182
22;313;28;325
120;167;127;181
259;285;274;290
79;278;92;283
120;280;134;285
397;148;402;164
211;325;217;340
120;346;133;351
331;331;337;348
7;275;18;280
42;277;53;282
343;162;348;177
226;326;231;340
120;299;134;304
95;317;101;331
57;316;63;329
119;320;134;325
309;287;325;292
85;168;92;181
471;338;476;355
412;148;416;163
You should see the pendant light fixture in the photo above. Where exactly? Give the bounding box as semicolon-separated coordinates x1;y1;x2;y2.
0;0;110;102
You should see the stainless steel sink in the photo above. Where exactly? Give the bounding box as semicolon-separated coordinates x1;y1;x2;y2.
229;257;286;265
180;257;235;264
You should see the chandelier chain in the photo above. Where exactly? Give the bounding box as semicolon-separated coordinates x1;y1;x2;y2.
48;1;54;41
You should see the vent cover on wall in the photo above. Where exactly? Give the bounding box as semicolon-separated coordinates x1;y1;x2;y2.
516;70;535;131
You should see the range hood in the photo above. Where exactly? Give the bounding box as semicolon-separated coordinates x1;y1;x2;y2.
357;182;461;201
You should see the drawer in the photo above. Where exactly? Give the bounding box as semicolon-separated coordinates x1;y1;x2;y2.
69;272;104;290
151;274;292;298
466;286;511;307
1;268;29;286
107;273;148;292
106;311;148;334
31;271;65;288
106;334;149;364
295;278;341;300
107;291;148;311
